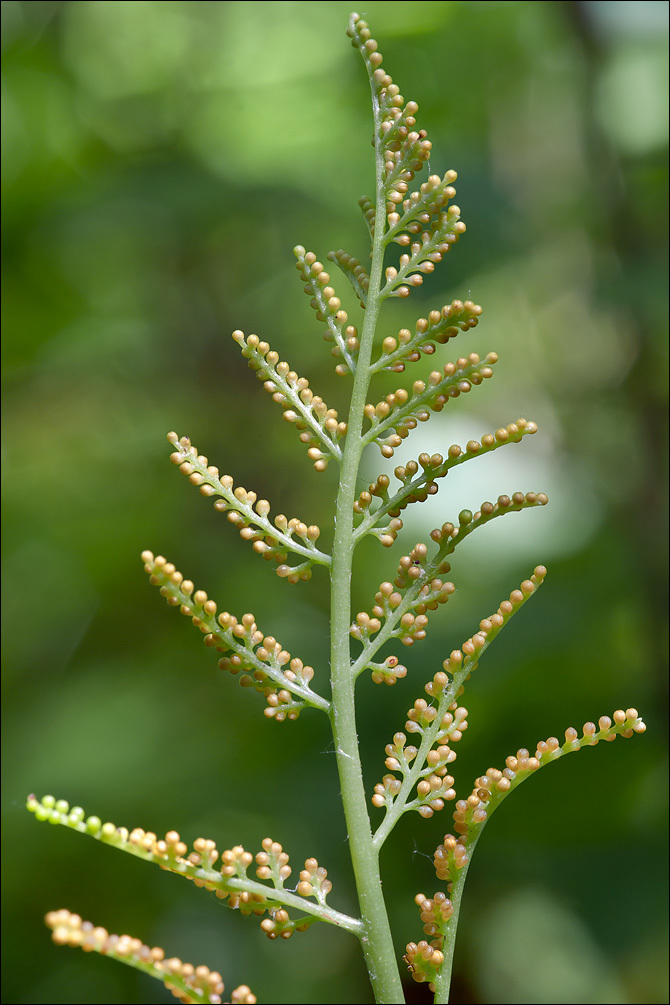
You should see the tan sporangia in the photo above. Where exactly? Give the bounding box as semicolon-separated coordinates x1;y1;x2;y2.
44;908;253;1005
353;420;539;546
297;857;333;905
294;245;360;376
403;938;445;991
414;891;455;943
363;353;499;458
372;299;483;374
167;432;330;581
141;552;327;719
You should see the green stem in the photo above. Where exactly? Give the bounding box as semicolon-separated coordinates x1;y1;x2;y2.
328;59;405;1005
431;838;480;1005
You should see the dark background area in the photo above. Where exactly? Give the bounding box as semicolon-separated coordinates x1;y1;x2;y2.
2;2;668;1003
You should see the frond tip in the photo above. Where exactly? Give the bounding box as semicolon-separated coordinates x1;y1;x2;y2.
44;909;255;1005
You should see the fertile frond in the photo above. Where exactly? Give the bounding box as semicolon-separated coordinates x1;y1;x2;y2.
167;432;330;576
43;909;252;1005
141;552;329;718
26;14;650;1005
231;329;345;470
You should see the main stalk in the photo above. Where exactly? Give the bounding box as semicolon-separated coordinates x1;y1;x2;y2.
328;68;405;1005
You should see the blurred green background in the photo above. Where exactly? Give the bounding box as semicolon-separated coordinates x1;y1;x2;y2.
2;1;668;1003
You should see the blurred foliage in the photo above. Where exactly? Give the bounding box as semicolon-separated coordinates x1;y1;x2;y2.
2;2;668;1003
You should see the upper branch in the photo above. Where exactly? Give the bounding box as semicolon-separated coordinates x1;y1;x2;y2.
362;352;499;458
350;492;549;677
167;432;330;580
294;246;361;376
232;330;345;470
353;418;539;544
142;552;330;718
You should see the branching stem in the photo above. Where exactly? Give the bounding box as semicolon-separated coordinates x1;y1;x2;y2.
372;666;468;849
327;40;405;1005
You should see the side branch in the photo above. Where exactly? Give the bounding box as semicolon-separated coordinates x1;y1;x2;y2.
294;245;360;375
28;796;363;936
351;493;549;676
232;329;345;470
353;418;538;542
362;352;499;458
370;299;483;374
44;909;254;1005
167;432;331;578
373;567;548;846
424;708;647;1003
142;553;330;717
380;202;466;299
